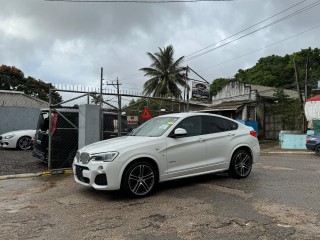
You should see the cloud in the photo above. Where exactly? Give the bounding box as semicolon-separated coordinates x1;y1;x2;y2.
0;0;319;92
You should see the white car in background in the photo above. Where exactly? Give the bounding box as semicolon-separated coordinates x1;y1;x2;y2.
0;130;36;150
73;113;260;198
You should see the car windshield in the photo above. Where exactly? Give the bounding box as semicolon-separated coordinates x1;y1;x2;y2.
129;117;179;137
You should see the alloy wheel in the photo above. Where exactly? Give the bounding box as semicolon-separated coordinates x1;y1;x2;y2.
234;151;252;177
128;164;155;196
18;137;31;150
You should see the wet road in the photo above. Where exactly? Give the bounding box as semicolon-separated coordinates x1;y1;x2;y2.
0;154;319;240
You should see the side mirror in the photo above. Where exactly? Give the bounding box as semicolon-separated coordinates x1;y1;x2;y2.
173;128;187;137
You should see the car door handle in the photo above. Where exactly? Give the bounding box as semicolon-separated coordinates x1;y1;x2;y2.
228;133;235;136
198;138;205;142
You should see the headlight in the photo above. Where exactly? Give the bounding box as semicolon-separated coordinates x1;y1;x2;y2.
90;152;119;162
4;134;15;139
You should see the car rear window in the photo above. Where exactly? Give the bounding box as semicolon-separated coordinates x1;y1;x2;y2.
204;116;238;134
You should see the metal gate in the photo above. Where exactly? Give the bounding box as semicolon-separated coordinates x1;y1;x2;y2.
46;87;193;170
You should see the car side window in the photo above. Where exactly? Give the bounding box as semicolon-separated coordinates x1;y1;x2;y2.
204;116;238;134
175;116;202;137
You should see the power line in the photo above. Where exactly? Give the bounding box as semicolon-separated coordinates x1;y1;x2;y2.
197;23;320;73
119;22;320;85
113;0;319;82
184;0;320;61
185;0;307;58
45;0;234;3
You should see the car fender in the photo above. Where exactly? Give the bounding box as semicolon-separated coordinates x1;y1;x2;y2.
117;153;162;185
228;143;253;162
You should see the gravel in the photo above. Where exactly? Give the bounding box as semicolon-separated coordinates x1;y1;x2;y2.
0;148;47;175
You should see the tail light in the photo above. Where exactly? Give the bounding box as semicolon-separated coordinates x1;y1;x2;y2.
52;113;58;134
306;138;310;143
250;130;257;137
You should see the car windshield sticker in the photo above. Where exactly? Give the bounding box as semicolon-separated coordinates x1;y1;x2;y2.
159;124;170;130
167;122;174;125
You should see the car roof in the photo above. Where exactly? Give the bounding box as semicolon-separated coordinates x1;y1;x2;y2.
156;112;236;120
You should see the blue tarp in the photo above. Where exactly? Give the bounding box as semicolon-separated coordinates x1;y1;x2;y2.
236;120;259;134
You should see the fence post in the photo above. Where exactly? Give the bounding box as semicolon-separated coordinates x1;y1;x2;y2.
117;79;122;136
48;89;52;171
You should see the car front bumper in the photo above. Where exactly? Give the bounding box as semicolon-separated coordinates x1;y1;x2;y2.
73;160;122;191
0;138;17;149
306;143;316;151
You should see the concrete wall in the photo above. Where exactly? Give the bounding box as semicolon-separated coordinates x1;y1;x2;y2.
0;107;40;134
212;82;257;105
279;133;307;149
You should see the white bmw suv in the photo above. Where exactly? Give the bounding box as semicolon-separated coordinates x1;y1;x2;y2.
73;113;260;197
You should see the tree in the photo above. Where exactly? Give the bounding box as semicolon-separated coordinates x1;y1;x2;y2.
140;45;186;99
0;65;62;104
235;54;293;87
233;48;320;93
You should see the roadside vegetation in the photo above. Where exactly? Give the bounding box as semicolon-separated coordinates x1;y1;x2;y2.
0;65;62;104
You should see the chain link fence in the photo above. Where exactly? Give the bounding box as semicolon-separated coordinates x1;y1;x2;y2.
38;88;194;170
264;100;304;139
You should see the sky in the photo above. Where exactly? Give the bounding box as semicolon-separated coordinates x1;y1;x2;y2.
0;0;320;95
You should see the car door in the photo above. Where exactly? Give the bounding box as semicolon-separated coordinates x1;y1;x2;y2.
203;116;238;170
166;116;207;178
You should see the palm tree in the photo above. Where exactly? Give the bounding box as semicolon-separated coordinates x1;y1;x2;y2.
140;45;187;99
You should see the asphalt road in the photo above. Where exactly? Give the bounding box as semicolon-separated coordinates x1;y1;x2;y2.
0;154;319;240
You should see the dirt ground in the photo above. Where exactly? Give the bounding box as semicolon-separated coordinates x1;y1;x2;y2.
0;154;319;239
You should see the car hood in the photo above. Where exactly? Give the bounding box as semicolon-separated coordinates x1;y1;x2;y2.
0;129;36;137
80;136;161;154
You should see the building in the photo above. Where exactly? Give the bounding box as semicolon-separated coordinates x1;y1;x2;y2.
0;90;49;134
200;81;300;139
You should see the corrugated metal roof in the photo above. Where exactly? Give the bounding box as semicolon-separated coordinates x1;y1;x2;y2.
249;84;299;99
200;100;253;112
0;90;49;108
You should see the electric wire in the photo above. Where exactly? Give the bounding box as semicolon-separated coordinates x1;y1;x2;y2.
185;0;307;58
197;23;320;73
184;0;320;62
49;0;320;88
114;0;320;82
45;0;234;3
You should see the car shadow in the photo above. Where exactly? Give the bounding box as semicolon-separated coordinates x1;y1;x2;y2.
78;172;232;202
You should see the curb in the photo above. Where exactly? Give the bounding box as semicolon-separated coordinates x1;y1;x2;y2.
261;151;314;155
0;169;73;180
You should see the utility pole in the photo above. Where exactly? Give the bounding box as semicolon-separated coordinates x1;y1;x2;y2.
186;65;189;112
293;59;304;108
100;67;104;141
183;66;188;112
107;79;122;136
304;57;309;103
304;57;310;133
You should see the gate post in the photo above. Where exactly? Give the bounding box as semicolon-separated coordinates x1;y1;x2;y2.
79;104;100;148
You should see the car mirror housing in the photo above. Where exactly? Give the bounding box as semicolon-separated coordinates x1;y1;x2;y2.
173;128;187;137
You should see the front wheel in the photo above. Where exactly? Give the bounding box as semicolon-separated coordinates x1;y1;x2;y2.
229;150;252;179
122;161;157;198
17;136;32;150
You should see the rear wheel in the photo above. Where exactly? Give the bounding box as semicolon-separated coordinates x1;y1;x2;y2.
229;150;252;179
17;136;32;150
315;145;320;156
122;161;157;198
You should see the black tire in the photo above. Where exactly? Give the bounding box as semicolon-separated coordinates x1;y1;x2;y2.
315;145;320;156
122;161;157;198
229;149;252;179
16;136;32;150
